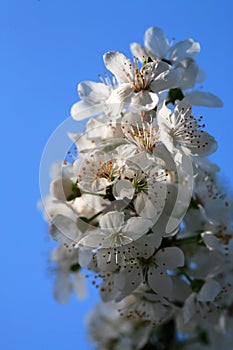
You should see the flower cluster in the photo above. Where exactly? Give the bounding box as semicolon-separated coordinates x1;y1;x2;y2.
40;26;233;349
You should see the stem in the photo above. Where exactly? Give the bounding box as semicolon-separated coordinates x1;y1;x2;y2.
87;211;103;223
171;235;204;247
81;191;105;197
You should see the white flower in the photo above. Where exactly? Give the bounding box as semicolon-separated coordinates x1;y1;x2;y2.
51;245;87;303
94;233;159;275
131;26;202;90
118;288;174;324
193;171;230;223
183;280;221;324
117;247;184;298
73;149;122;193
157;101;218;157
71;77;116;120
69;114;124;153
103;51;183;114
87;302;152;350
202;224;233;256
121;162;167;223
121;111;159;154
131;27;200;63
49;214;85;247
78;211;153;249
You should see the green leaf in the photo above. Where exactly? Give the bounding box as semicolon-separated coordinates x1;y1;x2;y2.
166;88;184;105
143;56;153;65
70;263;81;272
190;279;205;293
66;183;81;201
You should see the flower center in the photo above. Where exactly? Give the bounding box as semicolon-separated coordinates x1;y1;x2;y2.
132;63;156;93
122;120;158;153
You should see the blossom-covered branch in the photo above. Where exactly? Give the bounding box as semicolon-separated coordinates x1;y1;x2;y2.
40;26;233;350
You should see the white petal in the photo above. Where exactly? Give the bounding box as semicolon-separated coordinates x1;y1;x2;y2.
126;152;155;171
123;217;152;240
134;192;159;221
91;178;111;192
150;68;183;92
50;178;74;201
131;90;159;111
99;274;119;302
169;39;200;62
148;267;173;297
49;214;81;244
96;249;119;271
157;101;172;125
134;233;161;256
130;42;147;62
103;51;133;83
188;131;218;157
116;265;142;294
78;81;110;102
106;83;132;115
78;248;93;267
53;271;72;303
195;68;206;83
68;132;96;151
71;100;104;120
154;61;172;77
183;294;196;323
144;26;170;59
100;211;125;233
113;179;134;200
115;143;137;159
73;272;87;300
202;232;220;250
177;58;199;89
156;247;184;269
78;230;108;249
198;280;221;302
184;91;223;107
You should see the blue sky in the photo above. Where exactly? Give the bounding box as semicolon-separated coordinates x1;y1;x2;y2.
1;1;232;349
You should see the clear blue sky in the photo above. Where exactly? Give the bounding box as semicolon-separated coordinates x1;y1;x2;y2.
1;1;232;349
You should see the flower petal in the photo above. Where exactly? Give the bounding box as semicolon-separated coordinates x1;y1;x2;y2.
130;42;147;62
198;280;221;302
106;83;132;115
103;51;133;84
78;81;110;103
113;179;134;200
50;178;74;201
131;90;159;111
150;68;183;92
177;58;199;89
123;217;153;240
144;26;170;59
169;39;200;62
188;131;218;157
99;274;119;302
53;271;72;303
71;100;104;120
100;211;125;233
148;267;173;297
78;230;108;249
49;214;82;244
183;294;196;323
73;272;87;300
184;91;223;107
202;232;220;250
156;247;184;269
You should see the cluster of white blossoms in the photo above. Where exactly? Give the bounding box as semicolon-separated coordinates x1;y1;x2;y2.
40;26;233;349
